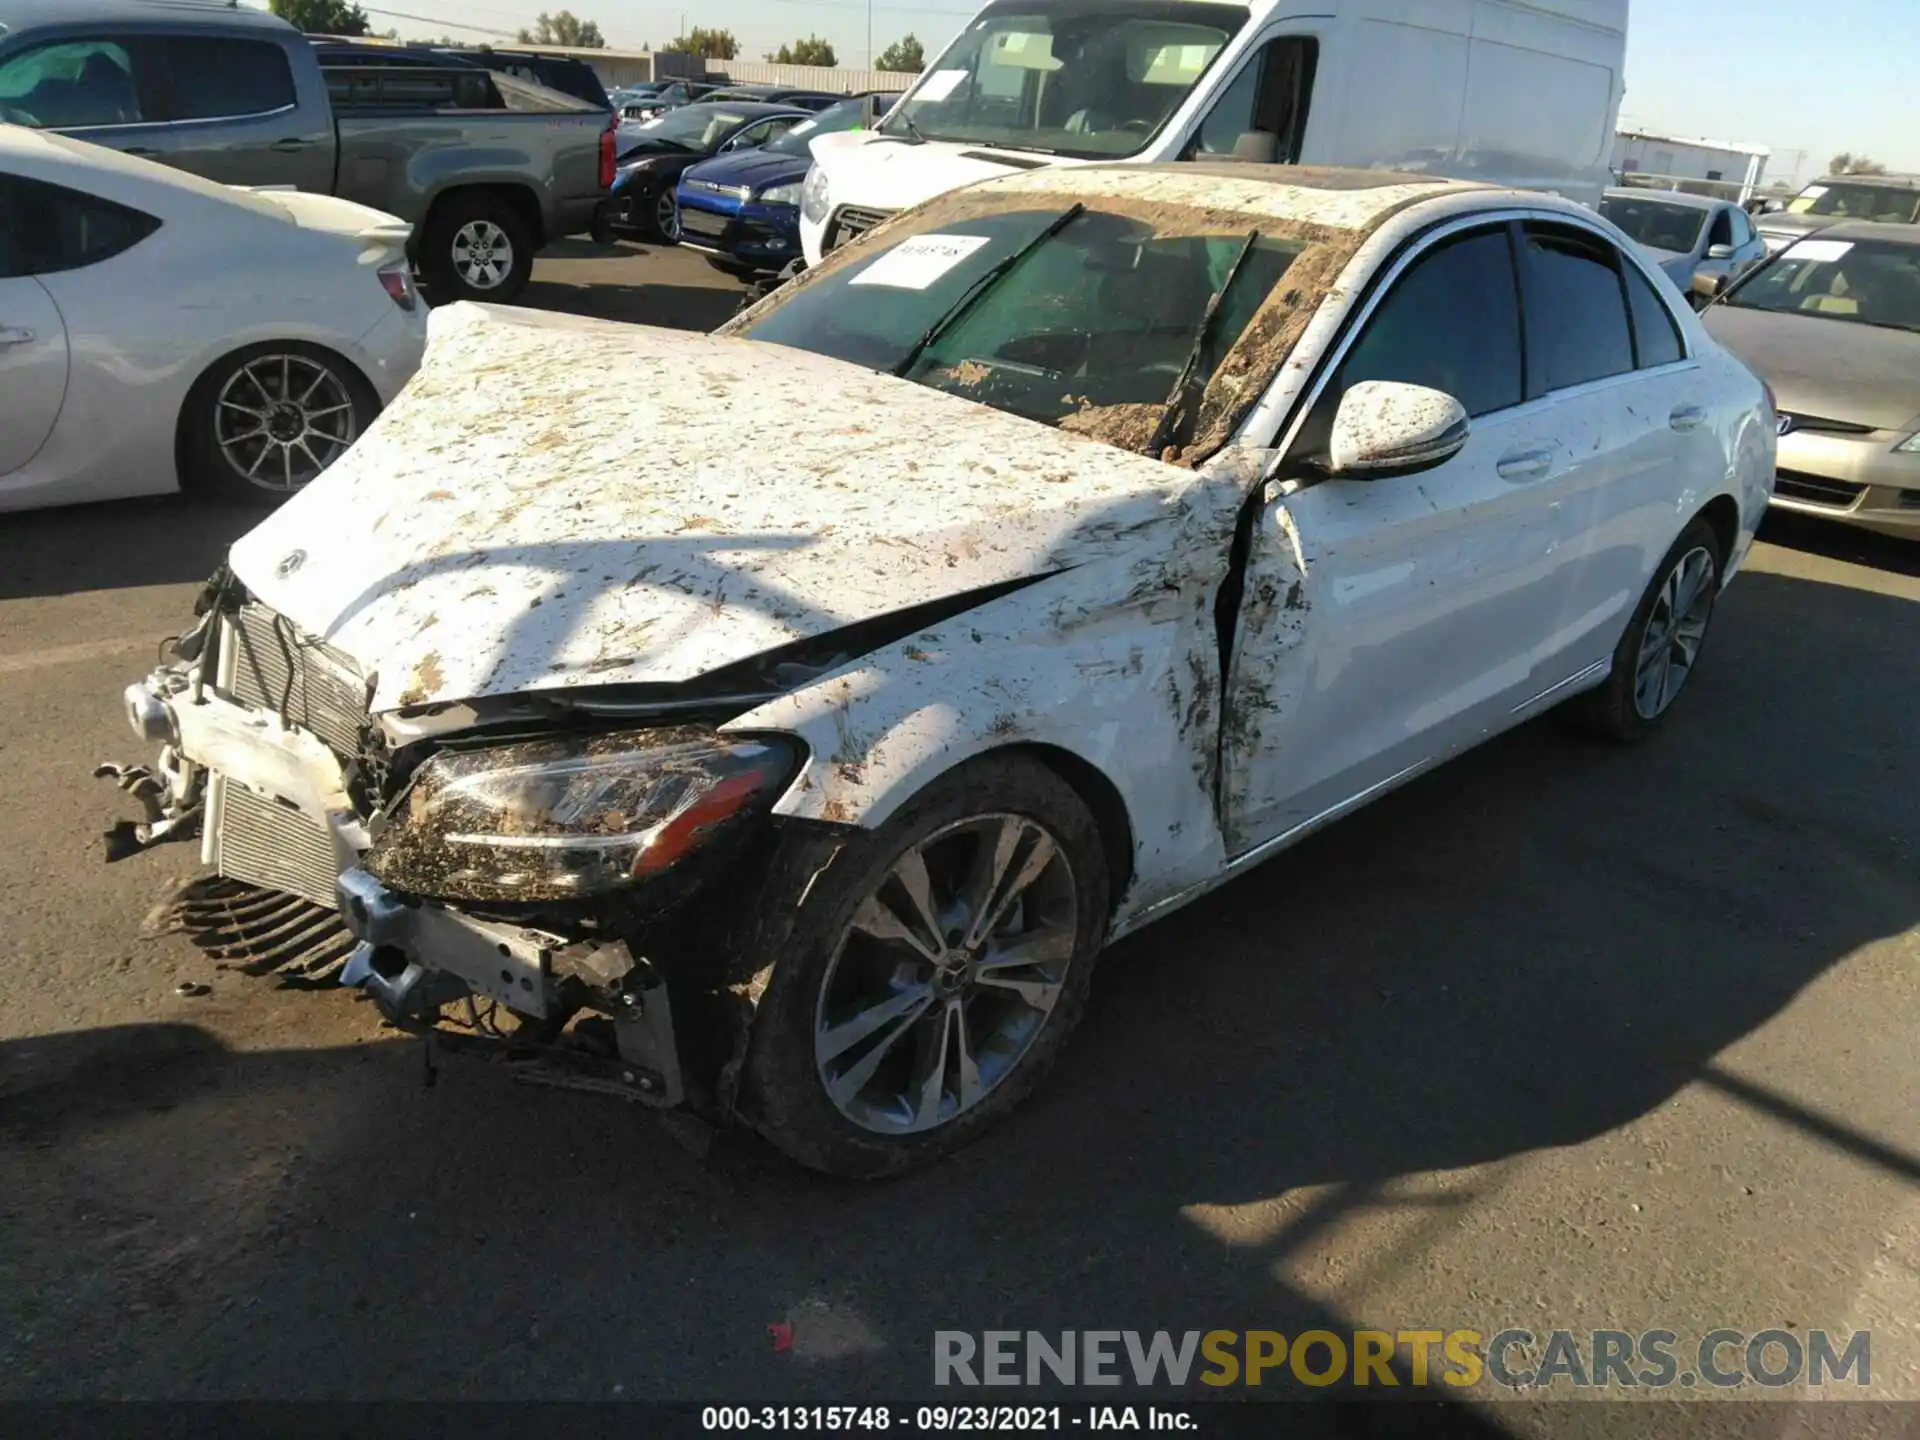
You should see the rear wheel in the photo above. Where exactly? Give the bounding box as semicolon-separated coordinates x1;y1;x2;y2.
421;194;535;304
1563;517;1724;740
740;755;1109;1177
180;343;378;503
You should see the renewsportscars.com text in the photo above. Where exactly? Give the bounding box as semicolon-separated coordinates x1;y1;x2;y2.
933;1329;1872;1391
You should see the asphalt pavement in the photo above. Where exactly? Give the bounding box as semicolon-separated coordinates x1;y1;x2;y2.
1;241;1916;1421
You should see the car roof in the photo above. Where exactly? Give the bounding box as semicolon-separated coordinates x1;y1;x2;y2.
0;121;288;221
1604;187;1720;211
0;0;293;31
1797;220;1920;245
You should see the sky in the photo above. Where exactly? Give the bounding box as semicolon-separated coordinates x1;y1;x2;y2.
323;0;1916;184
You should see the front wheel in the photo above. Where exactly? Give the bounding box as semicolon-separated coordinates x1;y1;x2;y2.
421;196;535;304
650;185;681;244
740;755;1110;1178
180;343;379;503
1563;517;1724;740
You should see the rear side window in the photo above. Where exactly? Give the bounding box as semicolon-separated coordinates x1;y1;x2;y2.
163;38;296;120
1522;225;1634;392
1337;226;1525;417
0;38;157;128
1623;264;1684;369
0;174;160;278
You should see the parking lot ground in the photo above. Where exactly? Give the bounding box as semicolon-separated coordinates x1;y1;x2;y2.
1;242;1916;1415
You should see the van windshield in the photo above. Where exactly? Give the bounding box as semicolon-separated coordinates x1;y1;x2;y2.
877;0;1247;160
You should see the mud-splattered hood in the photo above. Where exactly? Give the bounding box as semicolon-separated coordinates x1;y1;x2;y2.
228;304;1198;714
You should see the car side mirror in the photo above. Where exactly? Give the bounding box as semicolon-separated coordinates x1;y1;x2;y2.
1327;381;1470;478
1706;243;1735;260
1691;270;1729;302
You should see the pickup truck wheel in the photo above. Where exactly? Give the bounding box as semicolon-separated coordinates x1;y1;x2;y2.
423;197;535;304
739;755;1109;1178
181;343;378;504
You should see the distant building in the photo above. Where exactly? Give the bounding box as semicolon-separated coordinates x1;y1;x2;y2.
1612;127;1770;203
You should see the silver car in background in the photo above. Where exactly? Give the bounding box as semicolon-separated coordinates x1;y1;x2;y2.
1703;222;1920;540
1600;188;1768;304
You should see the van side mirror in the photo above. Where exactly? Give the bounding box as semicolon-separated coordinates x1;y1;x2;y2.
1327;381;1470;478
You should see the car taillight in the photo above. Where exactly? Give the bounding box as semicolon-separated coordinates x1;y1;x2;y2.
599;122;616;190
377;261;417;312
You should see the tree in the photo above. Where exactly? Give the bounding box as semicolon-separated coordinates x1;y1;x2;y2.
517;11;605;48
874;34;924;72
269;0;370;36
1828;152;1888;176
672;26;738;60
772;35;837;67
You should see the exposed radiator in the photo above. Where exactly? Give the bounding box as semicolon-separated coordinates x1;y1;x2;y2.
209;604;371;910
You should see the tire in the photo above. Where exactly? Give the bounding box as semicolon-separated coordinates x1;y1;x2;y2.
589;201;619;248
740;754;1110;1178
1562;516;1725;741
420;194;535;304
647;183;681;245
180;342;379;504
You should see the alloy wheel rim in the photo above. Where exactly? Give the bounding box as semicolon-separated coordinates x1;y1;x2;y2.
451;219;514;290
813;814;1078;1136
1633;544;1716;720
657;188;680;240
214;354;358;492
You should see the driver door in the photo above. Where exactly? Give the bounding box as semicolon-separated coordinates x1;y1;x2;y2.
1221;222;1583;853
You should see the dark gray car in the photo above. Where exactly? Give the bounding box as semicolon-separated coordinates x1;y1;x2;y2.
0;0;614;301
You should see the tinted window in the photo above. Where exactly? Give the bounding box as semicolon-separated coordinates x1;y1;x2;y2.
164;38;296;120
0;175;160;278
0;39;152;128
1338;227;1523;417
1623;264;1684;368
1730;208;1755;248
1523;226;1633;392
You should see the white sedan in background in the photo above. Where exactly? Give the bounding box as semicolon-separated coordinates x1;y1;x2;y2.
0;126;426;512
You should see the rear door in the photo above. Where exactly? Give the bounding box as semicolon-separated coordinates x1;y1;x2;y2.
153;35;331;191
0;35;177;164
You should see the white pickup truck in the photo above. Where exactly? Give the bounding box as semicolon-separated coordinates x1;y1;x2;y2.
800;0;1627;266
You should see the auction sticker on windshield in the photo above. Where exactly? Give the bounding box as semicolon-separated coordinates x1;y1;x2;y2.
914;68;969;103
849;233;991;289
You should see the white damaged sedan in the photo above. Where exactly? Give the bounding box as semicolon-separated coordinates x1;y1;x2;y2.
107;164;1775;1175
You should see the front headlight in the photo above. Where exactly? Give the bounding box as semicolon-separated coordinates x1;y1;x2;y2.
759;181;804;207
364;728;798;903
800;163;830;224
1895;433;1920;454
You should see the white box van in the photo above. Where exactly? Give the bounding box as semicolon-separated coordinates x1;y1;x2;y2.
798;0;1626;266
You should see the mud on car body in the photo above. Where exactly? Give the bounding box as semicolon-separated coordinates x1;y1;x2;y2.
106;164;1775;1177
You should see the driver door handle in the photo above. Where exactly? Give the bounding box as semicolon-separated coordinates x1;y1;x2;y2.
1496;449;1554;482
0;326;36;348
270;137;315;152
1669;405;1707;432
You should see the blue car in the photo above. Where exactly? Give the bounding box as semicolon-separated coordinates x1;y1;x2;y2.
675;96;892;279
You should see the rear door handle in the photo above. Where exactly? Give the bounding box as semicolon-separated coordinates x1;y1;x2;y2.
270;137;315;152
1496;449;1554;482
0;326;35;348
1669;405;1707;432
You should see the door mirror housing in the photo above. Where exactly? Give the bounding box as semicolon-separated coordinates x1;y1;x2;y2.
1706;243;1735;261
1691;269;1730;302
1327;381;1470;478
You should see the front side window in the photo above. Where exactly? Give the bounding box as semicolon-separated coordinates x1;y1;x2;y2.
1726;238;1920;332
163;38;297;121
0;39;152;128
1336;227;1524;418
736;202;1313;450
1522;225;1634;392
879;0;1248;160
1598;194;1706;254
1731;207;1756;249
0;174;160;278
1186;36;1315;162
1788;182;1920;224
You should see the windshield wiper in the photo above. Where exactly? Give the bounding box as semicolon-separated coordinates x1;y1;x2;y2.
1145;229;1261;459
891;203;1086;378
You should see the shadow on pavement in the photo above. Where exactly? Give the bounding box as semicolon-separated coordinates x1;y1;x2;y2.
0;494;261;602
519;277;744;331
1757;509;1920;578
2;556;1913;1406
